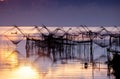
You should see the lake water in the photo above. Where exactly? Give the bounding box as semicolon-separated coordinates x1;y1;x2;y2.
0;41;115;79
0;26;118;79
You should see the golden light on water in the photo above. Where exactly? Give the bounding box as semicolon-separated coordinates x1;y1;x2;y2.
6;51;18;65
13;65;40;79
0;48;40;79
0;64;40;79
17;66;34;75
0;26;116;79
0;49;18;67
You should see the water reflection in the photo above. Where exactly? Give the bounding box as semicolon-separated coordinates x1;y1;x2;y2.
46;62;112;79
0;48;40;79
0;64;40;79
1;26;120;79
0;48;114;79
13;65;40;79
0;49;18;68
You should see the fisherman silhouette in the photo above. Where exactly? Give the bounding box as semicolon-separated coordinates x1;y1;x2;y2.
111;53;120;79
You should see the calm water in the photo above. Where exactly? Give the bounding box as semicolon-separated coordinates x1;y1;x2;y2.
0;27;116;79
0;45;114;79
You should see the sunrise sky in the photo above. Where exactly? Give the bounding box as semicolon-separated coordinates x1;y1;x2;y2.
0;0;120;26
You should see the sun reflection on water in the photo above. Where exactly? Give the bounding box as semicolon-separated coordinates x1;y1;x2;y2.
13;65;40;79
0;48;40;79
0;49;18;68
0;64;40;79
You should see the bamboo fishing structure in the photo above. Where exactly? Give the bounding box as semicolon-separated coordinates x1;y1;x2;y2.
0;25;120;74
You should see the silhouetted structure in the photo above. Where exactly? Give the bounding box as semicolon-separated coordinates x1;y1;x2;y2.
1;25;120;73
111;53;120;79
